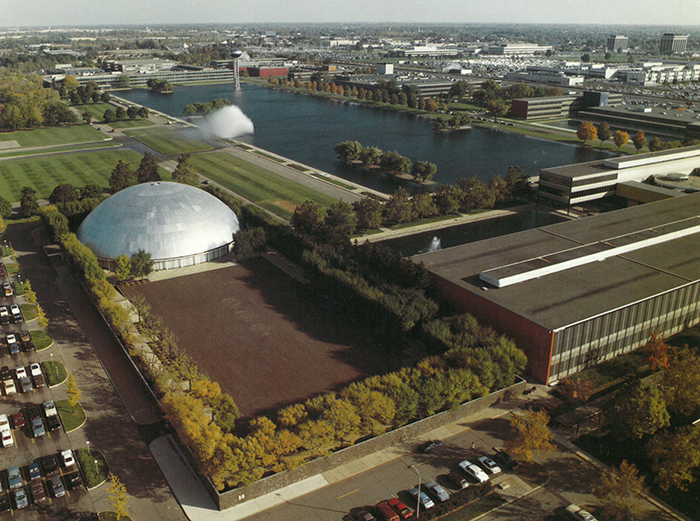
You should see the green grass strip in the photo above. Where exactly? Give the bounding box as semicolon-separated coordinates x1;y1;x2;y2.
42;360;67;387
31;330;53;351
191;152;337;220
0;125;105;147
124;127;212;155
310;173;356;190
57;399;86;432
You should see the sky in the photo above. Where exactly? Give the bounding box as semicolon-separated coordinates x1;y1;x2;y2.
1;0;698;28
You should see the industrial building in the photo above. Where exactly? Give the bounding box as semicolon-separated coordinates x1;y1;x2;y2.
510;91;622;120
417;192;700;384
77;182;239;271
538;145;700;208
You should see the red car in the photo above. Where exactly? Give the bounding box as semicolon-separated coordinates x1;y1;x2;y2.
11;412;25;429
388;498;413;520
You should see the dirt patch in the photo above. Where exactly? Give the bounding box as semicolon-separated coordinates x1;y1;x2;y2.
269;199;298;214
123;258;398;419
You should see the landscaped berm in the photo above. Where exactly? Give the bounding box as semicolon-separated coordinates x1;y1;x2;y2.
122;258;401;418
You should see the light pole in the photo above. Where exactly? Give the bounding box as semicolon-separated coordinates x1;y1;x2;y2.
409;464;422;519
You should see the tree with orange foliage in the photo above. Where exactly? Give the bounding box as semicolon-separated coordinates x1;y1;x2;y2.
643;332;674;371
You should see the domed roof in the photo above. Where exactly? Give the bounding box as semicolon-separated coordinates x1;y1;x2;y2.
77;182;239;261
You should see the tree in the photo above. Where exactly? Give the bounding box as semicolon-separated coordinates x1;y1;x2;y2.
20;187;39;217
384;188;413;224
49;183;78;205
0;196;11;218
360;146;383;167
323;201;357;244
659;349;700;418
504;409;554;462
107;473;130;520
577;121;598;145
334;141;363;162
66;374;82;411
352;198;383;231
130;250;153;280
615;380;670;439
114;254;132;283
594;461;647;521
36;304;48;328
103;108;115;123
642;332;674;371
412;193;438;219
0;216;5;237
115;107;126;120
486;99;508;122
136;152;161;183
613;130;629;149
597;121;612;146
380;151;412;174
412;161;437;182
581;53;591;62
648;426;700;491
449;80;469;101
434;185;461;214
109;160;136;193
172;153;199;186
291;200;324;236
82;111;92;124
126;106;139;119
101;92;111;103
632;131;647;153
79;184;102;200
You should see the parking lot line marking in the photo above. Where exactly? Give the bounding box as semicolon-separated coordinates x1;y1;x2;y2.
337;489;359;500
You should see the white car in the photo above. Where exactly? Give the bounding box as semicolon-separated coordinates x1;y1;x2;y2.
43;401;58;417
29;363;42;377
425;481;450;503
6;334;16;344
459;460;490;483
3;379;16;396
565;504;598;521
61;449;75;467
478;456;502;475
15;366;27;379
9;305;22;322
0;414;14;447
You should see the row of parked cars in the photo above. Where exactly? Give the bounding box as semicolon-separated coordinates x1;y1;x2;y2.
2;330;33;358
0;305;22;326
0;450;81;510
0;400;61;448
1;363;44;397
353;445;509;521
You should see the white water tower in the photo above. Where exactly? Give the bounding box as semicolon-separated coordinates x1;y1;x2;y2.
231;50;243;90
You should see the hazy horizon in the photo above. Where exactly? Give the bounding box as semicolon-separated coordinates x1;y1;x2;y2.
1;0;696;30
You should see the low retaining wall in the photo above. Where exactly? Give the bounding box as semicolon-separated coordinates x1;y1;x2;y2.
212;378;527;510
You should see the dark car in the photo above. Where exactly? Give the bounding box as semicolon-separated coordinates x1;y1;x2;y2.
493;451;518;471
11;411;25;429
40;455;60;478
46;415;61;432
67;472;82;490
30;481;47;503
0;366;10;380
28;463;41;481
421;440;444;453
0;495;9;513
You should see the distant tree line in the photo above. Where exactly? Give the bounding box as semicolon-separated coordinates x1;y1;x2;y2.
146;78;173;93
183;98;233;115
102;104;149;124
334;140;437;181
577;120;700;153
0;72;77;130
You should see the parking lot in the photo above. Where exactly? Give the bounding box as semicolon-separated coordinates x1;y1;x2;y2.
0;259;89;518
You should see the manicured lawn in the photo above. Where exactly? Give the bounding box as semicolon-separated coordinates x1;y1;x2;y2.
124;127;212;155
310;173;356;190
0;125;105;147
190;152;338;220
6;263;20;275
42;360;67;387
390;213;456;230
74;102;112;120
57;399;86;432
110;119;156;129
31;330;53;351
0;141;121;159
0;149;145;202
20;304;37;321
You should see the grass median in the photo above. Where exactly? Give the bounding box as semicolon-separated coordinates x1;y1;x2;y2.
124;127;212;155
0;125;105;148
57;399;86;432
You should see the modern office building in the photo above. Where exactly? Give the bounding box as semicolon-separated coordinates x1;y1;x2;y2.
606;35;629;52
417;192;700;384
660;33;689;54
538;145;700;208
486;43;553;55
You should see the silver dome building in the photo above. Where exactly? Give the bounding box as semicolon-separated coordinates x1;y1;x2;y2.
77;182;240;271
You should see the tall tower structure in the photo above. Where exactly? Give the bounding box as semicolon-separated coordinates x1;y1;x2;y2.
231;50;243;90
660;34;689;54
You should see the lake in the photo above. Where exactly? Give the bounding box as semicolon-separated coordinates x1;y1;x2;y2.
117;83;615;194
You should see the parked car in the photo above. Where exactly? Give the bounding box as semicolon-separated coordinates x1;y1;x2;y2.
50;476;65;498
30;481;47;503
3;379;16;396
425;481;450;503
61;449;75;468
0;366;10;380
26;405;42;422
40;455;60;478
376;500;400;521
33;373;45;389
7;467;22;489
0;414;13;447
0;495;9;513
11;411;25;429
7;341;19;355
13;488;28;509
43;400;58;417
46;415;61;432
19;376;33;393
387;497;413;520
408;487;435;510
18;330;30;343
0;307;8;325
3;282;12;297
493;450;518;471
15;366;26;379
29;363;41;377
30;418;45;438
28;463;41;481
420;439;443;453
0;263;5;277
9;305;22;323
478;456;502;475
459;460;489;483
447;471;469;489
565;504;598;521
353;508;377;521
67;472;82;490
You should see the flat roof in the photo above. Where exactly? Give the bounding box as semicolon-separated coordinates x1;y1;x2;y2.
417;193;700;330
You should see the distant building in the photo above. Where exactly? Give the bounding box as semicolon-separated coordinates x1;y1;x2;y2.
505;67;584;87
486;43;553;55
606;35;628;52
660;33;689;54
511;91;621;120
376;63;394;75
